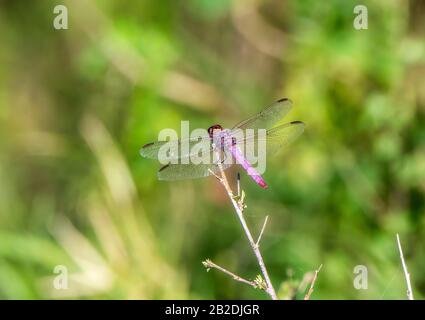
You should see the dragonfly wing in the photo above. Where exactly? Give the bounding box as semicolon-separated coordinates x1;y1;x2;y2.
140;136;211;160
265;121;305;155
158;150;232;180
241;121;305;156
157;162;232;180
232;98;293;130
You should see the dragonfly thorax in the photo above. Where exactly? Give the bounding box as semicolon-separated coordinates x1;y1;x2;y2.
209;127;235;151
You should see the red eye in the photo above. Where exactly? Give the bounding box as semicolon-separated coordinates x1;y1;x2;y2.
208;124;223;137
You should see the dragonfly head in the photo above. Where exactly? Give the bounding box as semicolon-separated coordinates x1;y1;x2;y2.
208;124;223;138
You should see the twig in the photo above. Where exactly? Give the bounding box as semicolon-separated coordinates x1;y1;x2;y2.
304;264;323;300
256;216;269;247
212;154;278;300
202;259;257;288
208;169;223;182
396;234;414;300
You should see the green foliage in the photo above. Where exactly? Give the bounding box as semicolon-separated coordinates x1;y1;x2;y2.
0;0;424;299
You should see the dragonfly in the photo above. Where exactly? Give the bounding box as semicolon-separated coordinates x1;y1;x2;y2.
140;98;305;189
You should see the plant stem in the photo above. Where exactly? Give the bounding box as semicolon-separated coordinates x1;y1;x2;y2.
256;216;269;246
396;234;414;300
202;259;257;288
213;165;278;300
304;264;322;300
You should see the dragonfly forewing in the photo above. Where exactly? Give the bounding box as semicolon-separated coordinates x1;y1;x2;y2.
232;98;293;131
140;136;212;160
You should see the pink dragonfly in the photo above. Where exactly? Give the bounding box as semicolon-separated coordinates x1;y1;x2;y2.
140;98;304;189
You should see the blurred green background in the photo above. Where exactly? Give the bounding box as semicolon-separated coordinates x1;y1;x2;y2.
0;0;424;299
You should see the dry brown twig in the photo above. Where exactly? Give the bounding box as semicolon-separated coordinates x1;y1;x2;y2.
202;259;257;289
206;164;278;300
304;264;323;300
256;216;269;247
396;234;414;300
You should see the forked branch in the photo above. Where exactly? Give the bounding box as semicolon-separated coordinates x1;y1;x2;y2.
207;164;278;300
256;216;269;247
202;259;257;288
304;264;323;300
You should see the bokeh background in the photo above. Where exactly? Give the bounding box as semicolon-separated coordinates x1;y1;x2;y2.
0;0;424;299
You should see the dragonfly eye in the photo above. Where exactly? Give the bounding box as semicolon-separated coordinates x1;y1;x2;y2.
208;124;223;138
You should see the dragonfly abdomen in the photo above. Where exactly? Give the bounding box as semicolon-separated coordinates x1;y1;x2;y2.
229;144;268;189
